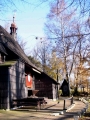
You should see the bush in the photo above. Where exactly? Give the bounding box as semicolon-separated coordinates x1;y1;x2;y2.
73;87;80;96
58;90;62;97
70;89;74;96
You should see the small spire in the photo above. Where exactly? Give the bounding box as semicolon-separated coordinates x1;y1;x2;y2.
10;15;17;41
13;10;16;23
13;16;15;23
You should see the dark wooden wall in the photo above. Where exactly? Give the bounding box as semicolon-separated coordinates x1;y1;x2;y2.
0;60;58;109
35;80;53;99
8;60;25;109
0;60;25;109
0;67;8;109
35;73;58;99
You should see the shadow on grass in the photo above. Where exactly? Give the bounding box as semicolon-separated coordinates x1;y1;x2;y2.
84;112;90;117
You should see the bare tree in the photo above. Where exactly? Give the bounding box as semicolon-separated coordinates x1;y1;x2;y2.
45;0;77;80
44;0;90;95
17;35;27;53
72;23;90;91
41;0;90;15
32;37;51;73
32;42;63;81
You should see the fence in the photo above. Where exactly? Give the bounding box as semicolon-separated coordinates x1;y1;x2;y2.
63;96;73;110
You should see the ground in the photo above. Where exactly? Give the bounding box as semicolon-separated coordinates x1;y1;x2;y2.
0;97;90;120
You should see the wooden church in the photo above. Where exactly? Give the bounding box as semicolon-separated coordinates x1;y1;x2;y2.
0;17;58;110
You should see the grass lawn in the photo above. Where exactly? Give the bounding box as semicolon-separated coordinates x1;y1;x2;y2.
0;109;57;120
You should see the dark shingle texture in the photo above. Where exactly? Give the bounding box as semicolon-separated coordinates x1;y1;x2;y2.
0;42;7;55
0;25;40;70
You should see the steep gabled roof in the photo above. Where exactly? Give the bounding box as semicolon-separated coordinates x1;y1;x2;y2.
60;79;68;89
0;25;41;70
0;25;58;84
0;42;7;55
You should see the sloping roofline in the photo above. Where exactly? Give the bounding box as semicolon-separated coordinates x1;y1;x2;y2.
42;72;59;84
0;25;41;72
0;25;58;84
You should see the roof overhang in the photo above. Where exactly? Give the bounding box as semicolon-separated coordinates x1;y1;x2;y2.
32;68;41;74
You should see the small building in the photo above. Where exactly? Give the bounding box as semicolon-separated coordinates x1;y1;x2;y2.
0;19;58;110
60;79;69;96
35;72;58;100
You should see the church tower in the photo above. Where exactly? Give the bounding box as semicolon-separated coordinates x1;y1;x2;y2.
10;16;17;41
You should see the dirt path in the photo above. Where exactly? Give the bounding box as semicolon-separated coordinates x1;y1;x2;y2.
0;100;86;120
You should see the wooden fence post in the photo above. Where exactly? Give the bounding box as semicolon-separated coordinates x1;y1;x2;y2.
63;99;65;110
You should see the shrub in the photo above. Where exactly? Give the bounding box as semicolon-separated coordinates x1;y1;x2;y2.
58;90;62;97
70;89;74;96
73;87;80;96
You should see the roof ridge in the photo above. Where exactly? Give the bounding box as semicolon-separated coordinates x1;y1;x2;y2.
0;25;41;71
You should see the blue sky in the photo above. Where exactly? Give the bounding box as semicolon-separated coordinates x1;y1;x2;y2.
0;0;51;54
0;0;89;54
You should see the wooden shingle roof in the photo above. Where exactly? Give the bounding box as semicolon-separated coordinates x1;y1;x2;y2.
0;42;7;55
0;25;58;84
0;25;41;70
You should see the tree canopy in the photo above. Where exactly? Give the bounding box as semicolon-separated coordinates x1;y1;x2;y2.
44;0;90;90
